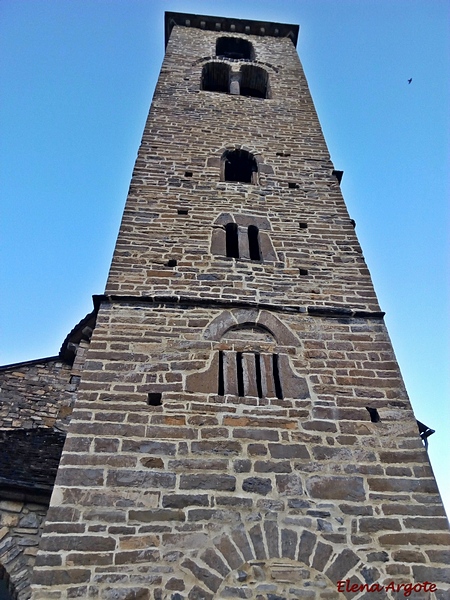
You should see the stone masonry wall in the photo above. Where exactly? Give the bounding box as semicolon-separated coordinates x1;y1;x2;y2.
105;26;380;313
31;304;450;598
0;350;89;598
0;359;76;432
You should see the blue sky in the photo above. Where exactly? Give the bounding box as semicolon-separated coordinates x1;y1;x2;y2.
1;0;449;515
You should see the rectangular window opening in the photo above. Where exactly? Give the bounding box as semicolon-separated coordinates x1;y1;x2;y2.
177;209;189;215
299;268;308;276
236;352;245;397
288;182;298;189
299;222;308;229
272;354;283;400
184;171;193;177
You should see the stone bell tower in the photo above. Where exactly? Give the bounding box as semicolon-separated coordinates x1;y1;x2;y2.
32;12;449;600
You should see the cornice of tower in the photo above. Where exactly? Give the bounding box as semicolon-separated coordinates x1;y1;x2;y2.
165;11;299;48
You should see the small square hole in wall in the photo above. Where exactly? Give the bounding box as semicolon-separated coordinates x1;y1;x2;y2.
288;182;299;189
147;393;162;406
184;171;193;177
166;259;177;267
299;222;308;229
177;208;189;215
299;268;308;276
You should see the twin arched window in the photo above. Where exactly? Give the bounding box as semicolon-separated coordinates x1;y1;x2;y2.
212;214;277;263
225;223;261;260
202;63;269;98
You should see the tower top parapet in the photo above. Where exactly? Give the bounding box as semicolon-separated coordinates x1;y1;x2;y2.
164;11;299;48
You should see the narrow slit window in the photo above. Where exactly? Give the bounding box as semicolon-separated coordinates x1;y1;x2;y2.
218;351;224;396
255;354;263;398
225;223;239;258
236;352;245;397
248;225;261;260
272;354;283;399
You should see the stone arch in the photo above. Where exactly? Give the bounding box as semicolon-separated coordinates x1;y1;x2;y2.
0;539;29;599
203;309;298;347
178;523;366;599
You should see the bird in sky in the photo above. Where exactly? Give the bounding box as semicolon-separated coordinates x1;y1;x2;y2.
408;78;413;84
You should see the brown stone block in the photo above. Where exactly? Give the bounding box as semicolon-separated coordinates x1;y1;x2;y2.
302;420;337;432
180;474;236;491
311;541;333;571
379;532;450;545
32;568;91;586
254;460;292;473
182;558;221;593
224;415;295;429
382;503;446;516
403;517;449;531
122;439;177;455
162;494;209;508
66;552;113;566
242;477;272;495
276;473;303;495
367;477;438;494
412;565;450;584
339;422;373;435
114;548;160;564
359;518;402;532
269;443;310;459
426;550;450;564
248;443;268;456
119;534;159;549
168;458;228;470
306;475;365;501
128;509;185;522
146;425;197;439
151;415;186;425
297;530;316;565
106;470;175;488
392;550;426;563
191;441;242;455
325;548;360;582
201;427;230;438
339;504;373;516
56;467;104;487
201;547;230;578
141;457;164;469
41;535;116;552
233;428;279;441
379;450;427;464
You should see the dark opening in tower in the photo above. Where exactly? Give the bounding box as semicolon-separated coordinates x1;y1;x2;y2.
201;61;230;93
240;65;269;98
222;149;258;183
216;37;254;60
248;225;261;260
225;223;239;258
